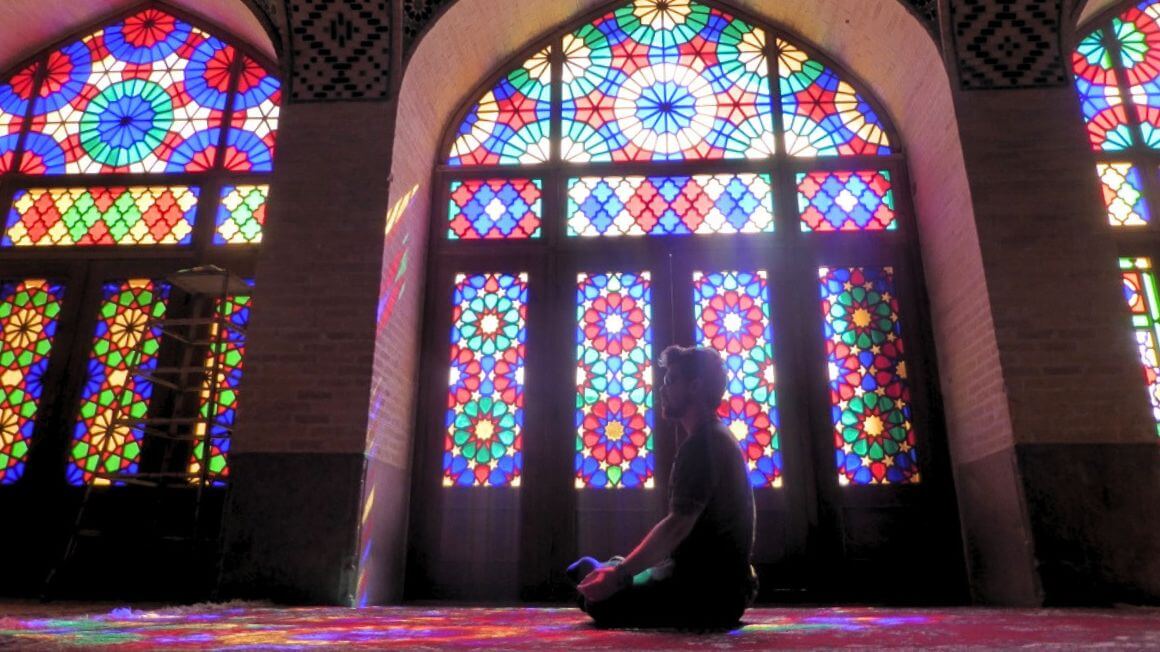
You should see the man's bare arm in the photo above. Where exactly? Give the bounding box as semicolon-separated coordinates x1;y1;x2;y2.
616;507;702;578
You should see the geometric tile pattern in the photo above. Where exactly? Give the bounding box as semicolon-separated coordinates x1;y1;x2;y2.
286;0;391;101
953;0;1068;90
797;171;896;232
567;174;774;237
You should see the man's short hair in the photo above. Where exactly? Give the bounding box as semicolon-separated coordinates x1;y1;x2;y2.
659;345;728;410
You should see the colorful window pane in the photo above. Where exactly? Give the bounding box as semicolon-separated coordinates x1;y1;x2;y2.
0;62;38;173
1073;29;1134;151
3;186;199;246
215;185;267;244
189;290;252;485
448;179;543;239
1115;3;1160;148
0;279;64;484
567;174;774;236
448;48;551;166
778;40;891;157
1097;163;1150;226
693;271;781;488
560;0;775;162
819;267;918;486
576;272;654;489
797;170;896;232
444;273;527;487
225;56;280;172
24;9;235;174
1119;257;1160;436
69;279;169;486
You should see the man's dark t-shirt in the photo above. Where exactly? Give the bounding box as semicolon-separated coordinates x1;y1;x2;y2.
668;418;756;598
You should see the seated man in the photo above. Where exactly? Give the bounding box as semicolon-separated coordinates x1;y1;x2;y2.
569;345;758;629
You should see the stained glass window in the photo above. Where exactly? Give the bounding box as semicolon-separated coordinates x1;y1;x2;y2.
778;40;891;157
215;185;267;244
448;179;542;239
1098;163;1150;225
0;279;64;484
435;0;917;496
797;170;896;232
444;273;527;487
693;271;781;488
0;7;280;244
448;48;551;166
1119;257;1160;436
576;272;654;489
819;267;918;486
4;186;199;246
1073;30;1134;151
23;9;235;174
567;174;774;236
189;289;252;484
0;63;38;173
69;279;168;486
225;56;280;172
559;1;775;162
1114;4;1160;148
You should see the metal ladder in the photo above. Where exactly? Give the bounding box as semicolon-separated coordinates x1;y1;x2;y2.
43;265;250;599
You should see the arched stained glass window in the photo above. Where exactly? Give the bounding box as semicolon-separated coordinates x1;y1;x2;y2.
0;5;279;247
425;0;927;493
1075;0;1160;436
0;4;279;487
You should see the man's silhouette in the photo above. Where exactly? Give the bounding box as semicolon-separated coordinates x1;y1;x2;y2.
569;345;757;629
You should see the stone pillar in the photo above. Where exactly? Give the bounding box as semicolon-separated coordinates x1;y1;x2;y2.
220;101;393;604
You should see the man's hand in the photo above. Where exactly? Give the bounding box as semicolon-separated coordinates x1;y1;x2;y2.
577;566;626;603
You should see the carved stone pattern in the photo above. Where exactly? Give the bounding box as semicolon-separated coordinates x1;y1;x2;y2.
288;0;391;101
953;0;1068;89
402;0;454;50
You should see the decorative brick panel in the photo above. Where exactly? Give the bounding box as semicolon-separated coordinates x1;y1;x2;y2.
952;0;1068;89
287;0;391;101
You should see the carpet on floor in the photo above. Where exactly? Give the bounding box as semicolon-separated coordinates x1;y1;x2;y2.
0;604;1157;650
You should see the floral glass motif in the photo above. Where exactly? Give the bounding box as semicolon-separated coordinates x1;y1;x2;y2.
4;186;199;246
189;290;252;485
797;170;895;232
0;7;280;177
444;273;527;487
693;271;782;488
448;179;542;239
69;279;168;486
1114;3;1160;148
0;280;64;484
449;48;551;166
25;9;234;174
1119;257;1160;436
567;174;774;236
819;267;919;486
778;40;891;157
560;0;775;162
1073;29;1134;151
1098;163;1150;225
215;185;267;244
0;62;38;173
576;272;654;489
225;56;280;172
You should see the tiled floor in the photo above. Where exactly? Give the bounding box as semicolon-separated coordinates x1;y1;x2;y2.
1;602;1157;650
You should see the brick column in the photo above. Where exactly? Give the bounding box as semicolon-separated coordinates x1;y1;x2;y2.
953;85;1160;603
220;101;393;604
